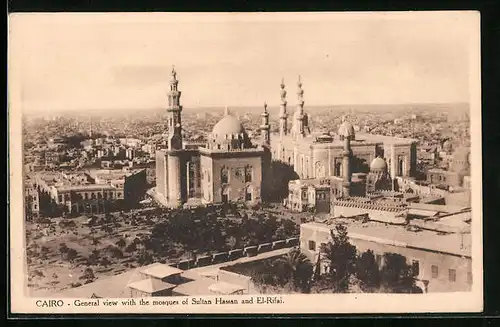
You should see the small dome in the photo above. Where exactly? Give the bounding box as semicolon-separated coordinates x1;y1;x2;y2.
338;121;355;138
212;114;246;137
370;157;387;171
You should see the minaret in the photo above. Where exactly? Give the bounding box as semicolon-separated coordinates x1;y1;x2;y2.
167;66;183;150
294;75;306;139
279;79;288;137
166;66;184;207
341;117;353;197
260;102;270;146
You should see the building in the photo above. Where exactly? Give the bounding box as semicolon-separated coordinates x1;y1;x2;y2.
300;211;472;293
24;178;40;221
426;146;471;189
271;77;418;182
155;68;269;207
33;168;147;216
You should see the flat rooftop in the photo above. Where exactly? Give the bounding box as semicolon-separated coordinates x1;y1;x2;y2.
302;218;471;257
140;263;183;279
208;281;245;295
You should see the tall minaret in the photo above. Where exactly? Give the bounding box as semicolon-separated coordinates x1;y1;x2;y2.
260;102;270;146
167;66;183;150
279;79;288;137
166;66;184;207
339;117;354;197
294;75;306;139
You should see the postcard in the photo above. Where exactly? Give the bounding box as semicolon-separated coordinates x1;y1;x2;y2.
8;11;482;314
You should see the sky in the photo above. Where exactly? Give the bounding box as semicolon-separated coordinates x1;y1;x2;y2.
9;12;478;113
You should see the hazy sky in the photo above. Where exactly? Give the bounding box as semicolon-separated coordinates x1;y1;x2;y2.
9;12;476;113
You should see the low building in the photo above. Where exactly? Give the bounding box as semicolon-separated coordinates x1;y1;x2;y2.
32;168;147;216
300;215;472;293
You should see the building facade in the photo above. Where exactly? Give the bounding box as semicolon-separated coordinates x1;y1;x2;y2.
33;168;147;216
300;220;472;293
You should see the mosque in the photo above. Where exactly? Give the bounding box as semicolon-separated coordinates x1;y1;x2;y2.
155;67;418;208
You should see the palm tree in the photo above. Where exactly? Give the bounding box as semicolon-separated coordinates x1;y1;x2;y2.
274;249;314;293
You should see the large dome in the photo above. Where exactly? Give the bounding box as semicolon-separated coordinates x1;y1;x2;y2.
212;114;246;137
338;121;355;138
370;157;388;171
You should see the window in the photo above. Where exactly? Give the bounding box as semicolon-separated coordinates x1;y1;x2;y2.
221;188;229;203
245;166;252;183
33;205;37;210
308;240;316;251
431;265;439;278
97;192;102;199
117;192;122;198
448;269;456;282
221;168;229;184
84;193;89;200
335;162;341;176
91;193;96;200
58;195;63;203
103;192;107;199
245;187;252;201
412;260;420;277
109;192;113;199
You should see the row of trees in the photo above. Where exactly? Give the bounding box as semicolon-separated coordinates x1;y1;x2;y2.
144;207;299;258
249;224;421;294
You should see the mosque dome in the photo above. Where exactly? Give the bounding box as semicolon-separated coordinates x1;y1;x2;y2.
212;114;246;137
338;121;355;138
370;157;388;171
209;108;251;150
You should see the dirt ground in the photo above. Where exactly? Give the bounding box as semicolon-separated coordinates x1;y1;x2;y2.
26;210;161;296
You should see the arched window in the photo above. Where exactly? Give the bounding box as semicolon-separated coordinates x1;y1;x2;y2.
301;156;305;178
398;159;404;176
97;192;102;199
244;166;253;183
221;167;229;184
91;192;96;200
305;157;310;178
315;162;326;178
335;162;342;176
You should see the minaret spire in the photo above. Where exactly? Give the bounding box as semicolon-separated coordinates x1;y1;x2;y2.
279;78;288;137
292;74;306;139
261;101;270;146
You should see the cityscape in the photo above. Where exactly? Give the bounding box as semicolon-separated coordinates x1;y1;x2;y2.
14;14;475;301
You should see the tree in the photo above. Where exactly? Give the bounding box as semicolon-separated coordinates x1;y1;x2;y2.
380;253;418;293
59;243;69;258
81;267;95;282
66;248;78;262
116;238;126;248
356;250;381;292
274;249;314;293
321;224;357;293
